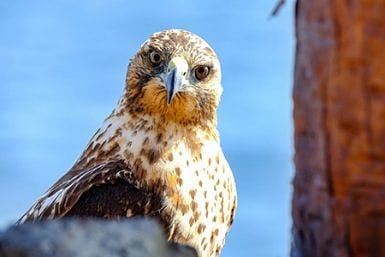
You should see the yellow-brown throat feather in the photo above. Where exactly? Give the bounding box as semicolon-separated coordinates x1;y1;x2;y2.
120;76;218;128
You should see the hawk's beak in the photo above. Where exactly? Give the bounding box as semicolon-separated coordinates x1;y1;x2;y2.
165;57;188;104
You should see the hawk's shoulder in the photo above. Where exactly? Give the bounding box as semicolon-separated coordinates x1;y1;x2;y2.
18;160;162;223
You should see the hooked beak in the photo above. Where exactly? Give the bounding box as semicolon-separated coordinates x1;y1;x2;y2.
165;57;188;104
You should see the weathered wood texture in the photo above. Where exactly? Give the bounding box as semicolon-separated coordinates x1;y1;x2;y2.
292;1;385;257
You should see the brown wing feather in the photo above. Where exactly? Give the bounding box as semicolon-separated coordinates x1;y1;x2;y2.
66;178;162;218
18;160;162;224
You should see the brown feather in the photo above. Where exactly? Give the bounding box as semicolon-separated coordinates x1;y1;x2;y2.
66;178;163;219
18;160;142;223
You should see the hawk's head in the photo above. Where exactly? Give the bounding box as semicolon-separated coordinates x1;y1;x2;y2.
121;29;222;126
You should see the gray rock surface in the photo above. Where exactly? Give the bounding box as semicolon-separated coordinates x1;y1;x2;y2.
0;218;197;257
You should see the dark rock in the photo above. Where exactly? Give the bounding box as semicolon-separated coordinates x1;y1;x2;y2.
0;218;197;257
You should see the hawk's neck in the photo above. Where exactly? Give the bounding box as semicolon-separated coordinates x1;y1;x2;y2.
71;109;219;180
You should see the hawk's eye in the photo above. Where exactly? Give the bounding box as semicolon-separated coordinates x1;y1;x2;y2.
149;51;162;66
193;65;210;81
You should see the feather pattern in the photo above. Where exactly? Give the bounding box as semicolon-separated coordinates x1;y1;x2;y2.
18;160;143;223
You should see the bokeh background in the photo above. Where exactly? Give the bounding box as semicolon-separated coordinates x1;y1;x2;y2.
0;1;294;256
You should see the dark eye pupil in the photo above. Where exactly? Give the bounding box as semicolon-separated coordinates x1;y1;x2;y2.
149;51;162;66
195;66;210;80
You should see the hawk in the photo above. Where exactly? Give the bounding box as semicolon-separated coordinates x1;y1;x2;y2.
18;29;237;257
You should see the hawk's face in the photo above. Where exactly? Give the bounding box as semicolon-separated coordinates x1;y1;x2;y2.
123;29;222;126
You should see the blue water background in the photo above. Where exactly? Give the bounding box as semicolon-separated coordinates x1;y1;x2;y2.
0;1;294;256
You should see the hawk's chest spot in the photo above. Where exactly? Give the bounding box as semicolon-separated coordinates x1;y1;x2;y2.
133;126;210;186
154;140;236;257
144;136;220;203
152;140;206;186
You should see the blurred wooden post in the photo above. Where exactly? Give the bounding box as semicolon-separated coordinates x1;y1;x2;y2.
292;1;385;257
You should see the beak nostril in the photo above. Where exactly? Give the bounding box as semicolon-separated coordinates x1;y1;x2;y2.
182;72;187;76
